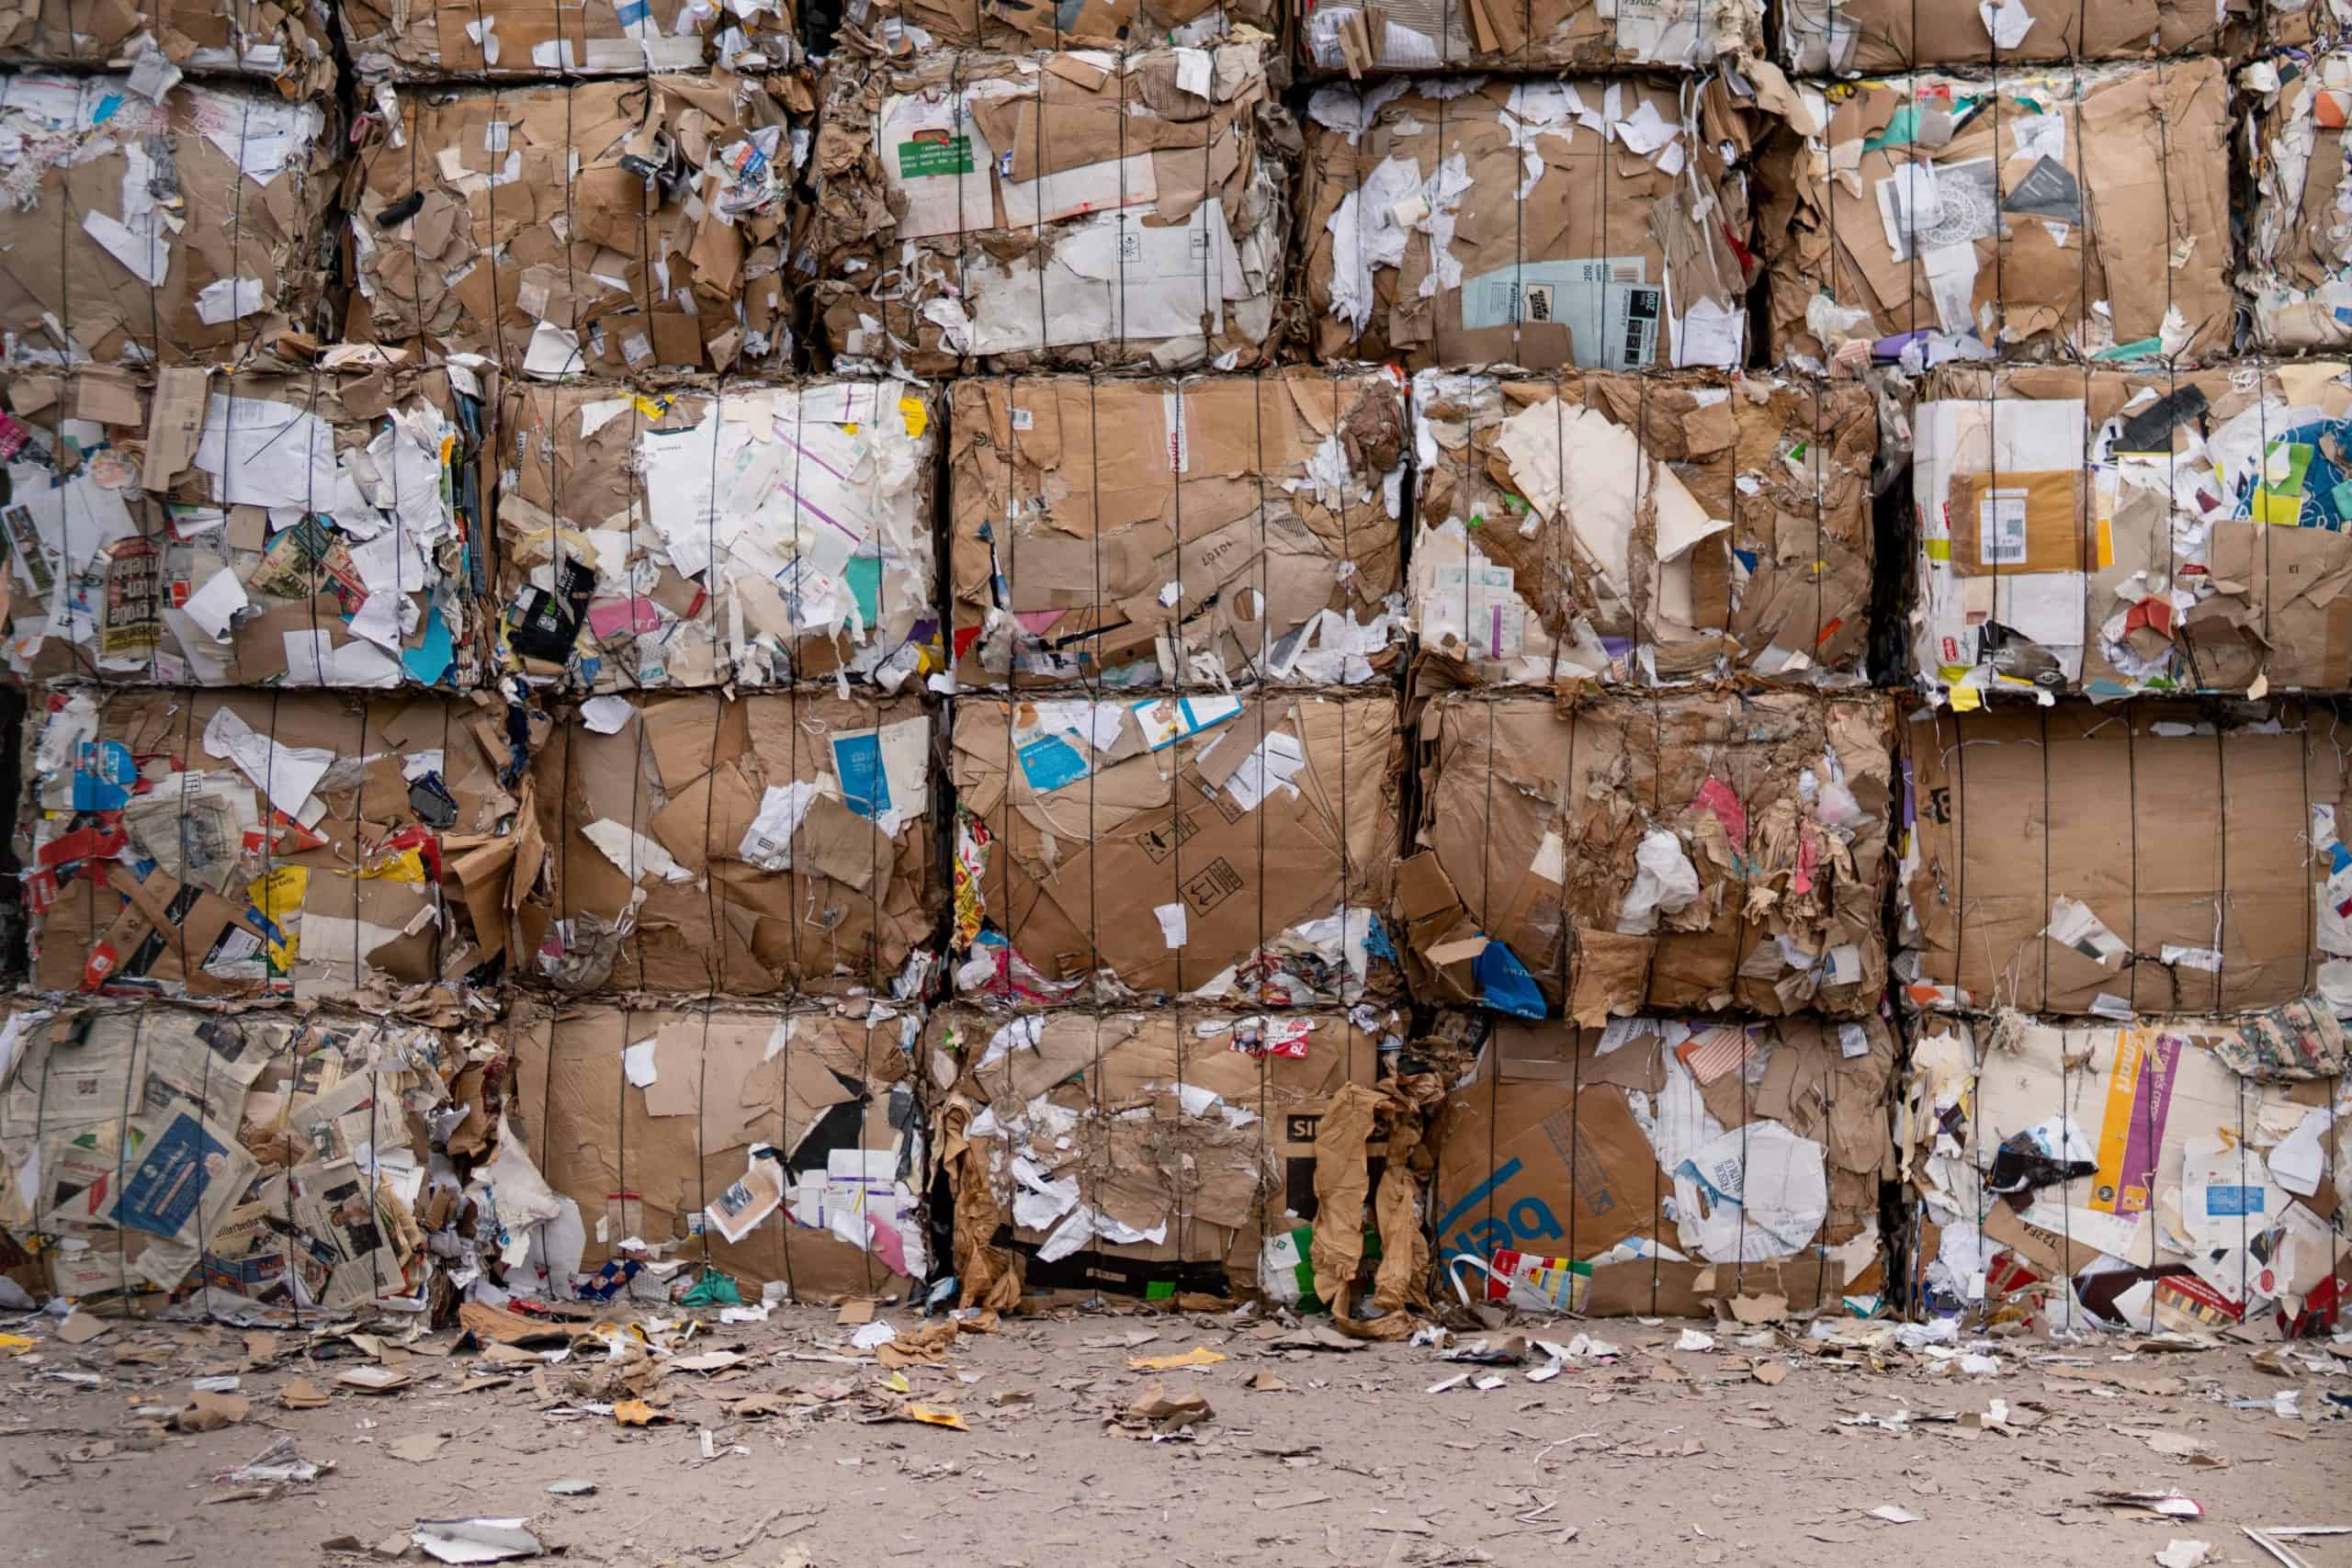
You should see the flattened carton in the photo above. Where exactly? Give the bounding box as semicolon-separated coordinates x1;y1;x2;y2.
1409;368;1876;687
1433;1011;1894;1318
947;369;1406;692
338;0;797;77
520;690;935;999
1897;699;2350;1019
496;378;936;693
1909;363;2352;699
1405;690;1896;1021
947;692;1402;1009
1778;0;2248;74
2;0;338;89
5;358;493;692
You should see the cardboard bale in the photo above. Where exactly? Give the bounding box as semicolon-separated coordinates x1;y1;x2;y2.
1409;367;1877;686
1433;1011;1894;1317
1300;0;1759;74
503;1000;925;1301
1297;73;1758;372
947;693;1402;1008
1910;362;2352;699
1903;1003;2351;1335
1;0;337;91
2245;52;2352;355
947;368;1407;692
20;686;537;1009
1777;0;2247;73
1898;699;2349;1019
1407;690;1895;1021
929;1004;1396;1305
0;1000;478;1313
847;0;1274;53
0;73;335;368
496;378;937;692
807;42;1291;375
345;73;799;374
1756;61;2232;367
522;689;934;998
338;0;796;77
3;358;494;692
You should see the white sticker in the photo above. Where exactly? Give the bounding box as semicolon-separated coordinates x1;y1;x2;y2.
1010;407;1034;431
1155;903;1188;949
1161;389;1190;474
1978;493;2029;566
1838;1021;1869;1059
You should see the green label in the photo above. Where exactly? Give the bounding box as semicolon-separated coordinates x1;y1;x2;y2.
898;135;973;178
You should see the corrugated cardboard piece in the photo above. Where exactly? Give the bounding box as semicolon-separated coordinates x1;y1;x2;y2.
1299;0;1760;74
1;0;337;91
947;694;1401;1008
842;0;1274;53
2268;0;2352;50
928;1005;1395;1308
5;357;494;692
338;0;797;77
2246;51;2352;353
22;688;538;1010
1911;363;2352;698
0;73;334;367
1433;1012;1893;1317
807;42;1291;374
0;1000;489;1312
1904;1004;2350;1336
1756;62;2232;366
504;1001;925;1301
1409;368;1877;686
947;369;1407;691
1777;0;2245;73
1898;700;2349;1018
1297;74;1758;372
1408;690;1895;1021
497;378;937;692
345;73;801;375
521;690;934;999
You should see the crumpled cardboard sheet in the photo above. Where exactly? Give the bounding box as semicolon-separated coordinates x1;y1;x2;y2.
1408;367;1877;687
1897;699;2352;1019
0;1000;473;1314
1432;1011;1894;1316
1777;0;2246;74
21;686;539;1010
338;0;797;78
1406;689;1896;1021
0;73;334;367
1754;61;2232;367
496;377;937;693
1296;73;1758;372
344;71;805;376
841;0;1274;53
0;0;337;92
2269;0;2352;49
1910;363;2352;699
3;357;493;692
2244;52;2352;354
1903;1005;2352;1335
807;42;1291;375
947;368;1408;691
502;1000;927;1300
1299;0;1758;74
947;693;1403;1008
520;689;935;999
926;1004;1398;1307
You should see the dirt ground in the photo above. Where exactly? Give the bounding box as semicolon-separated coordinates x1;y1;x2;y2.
5;1303;2349;1568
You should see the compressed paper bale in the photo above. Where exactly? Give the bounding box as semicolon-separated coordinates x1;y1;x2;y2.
1754;61;2232;367
495;377;938;693
806;42;1291;375
520;689;934;999
0;73;336;367
344;73;800;374
1909;362;2352;700
1777;0;2248;74
3;360;495;692
338;0;797;77
1408;367;1876;687
845;0;1275;53
1295;73;1760;372
1;0;338;89
1299;0;1761;75
1898;699;2350;1019
947;693;1403;1008
946;368;1407;691
2245;52;2352;354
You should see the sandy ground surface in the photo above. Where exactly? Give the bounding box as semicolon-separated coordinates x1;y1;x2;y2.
5;1303;2350;1568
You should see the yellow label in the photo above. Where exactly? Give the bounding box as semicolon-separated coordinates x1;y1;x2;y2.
2253;489;2304;525
2089;1028;2147;1214
899;396;928;439
1923;537;1952;561
630;394;669;423
354;848;428;886
247;865;308;971
1948;682;1982;713
2095;516;2114;570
